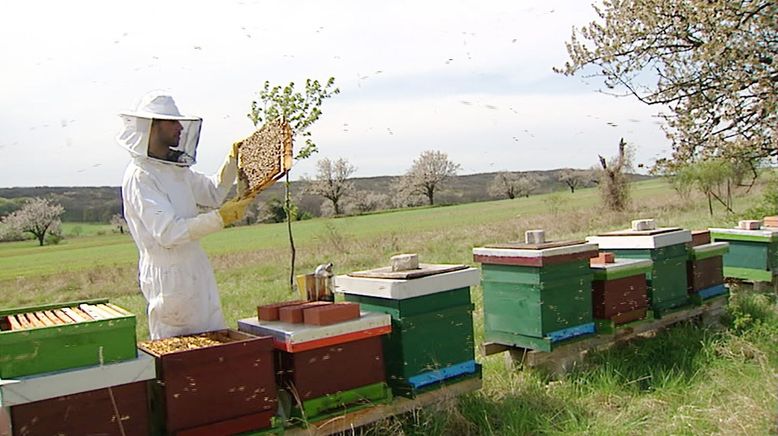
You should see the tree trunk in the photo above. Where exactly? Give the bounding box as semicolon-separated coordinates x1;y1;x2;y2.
285;173;296;293
707;193;713;215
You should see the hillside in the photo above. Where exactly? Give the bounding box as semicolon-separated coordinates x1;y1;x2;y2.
0;169;652;222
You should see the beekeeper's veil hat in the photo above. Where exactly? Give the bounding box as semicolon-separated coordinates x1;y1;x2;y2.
117;92;202;166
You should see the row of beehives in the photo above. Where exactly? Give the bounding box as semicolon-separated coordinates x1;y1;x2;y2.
472;218;761;352
0;260;484;436
3;215;771;434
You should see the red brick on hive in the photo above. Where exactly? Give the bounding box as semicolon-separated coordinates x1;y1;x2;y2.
303;302;360;326
257;300;305;321
590;252;615;265
278;301;330;324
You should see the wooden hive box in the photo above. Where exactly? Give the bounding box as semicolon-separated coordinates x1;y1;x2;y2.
237;312;392;418
277;336;386;402
335;266;481;396
587;228;692;317
0;350;156;436
710;227;778;282
687;241;729;302
138;330;276;435
473;242;598;351
590;258;652;326
0;299;136;378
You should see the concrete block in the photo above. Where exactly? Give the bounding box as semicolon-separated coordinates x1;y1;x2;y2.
738;220;762;230
762;216;778;228
525;229;545;244
391;254;419;272
631;219;657;231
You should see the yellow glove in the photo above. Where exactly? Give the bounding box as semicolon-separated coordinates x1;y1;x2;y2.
218;196;254;226
230;141;241;160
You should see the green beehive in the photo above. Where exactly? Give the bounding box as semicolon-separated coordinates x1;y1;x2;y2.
0;299;137;378
587;220;692;317
335;258;481;397
710;224;778;282
473;231;599;352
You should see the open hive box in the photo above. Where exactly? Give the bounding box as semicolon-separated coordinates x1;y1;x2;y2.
0;299;136;378
138;330;277;435
474;231;598;351
236;118;293;199
335;254;481;397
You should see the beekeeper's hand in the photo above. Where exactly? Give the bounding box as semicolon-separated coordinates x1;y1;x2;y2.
230;141;241;160
218;196;254;226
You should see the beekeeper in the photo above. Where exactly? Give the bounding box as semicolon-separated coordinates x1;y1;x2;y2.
117;92;253;339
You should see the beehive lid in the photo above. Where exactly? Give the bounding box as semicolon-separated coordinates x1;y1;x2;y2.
596;227;681;236
347;263;468;279
589;257;653;271
690;241;729;260
0;351;155;407
473;240;598;265
709;227;778;242
335;267;480;300
237;311;391;352
485;239;587;250
587;228;691;249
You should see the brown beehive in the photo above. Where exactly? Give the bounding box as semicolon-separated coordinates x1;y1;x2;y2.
237;118;293;198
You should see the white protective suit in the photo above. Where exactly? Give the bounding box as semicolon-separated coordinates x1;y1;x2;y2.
117;93;237;339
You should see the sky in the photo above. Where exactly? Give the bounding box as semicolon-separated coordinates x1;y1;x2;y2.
0;0;672;188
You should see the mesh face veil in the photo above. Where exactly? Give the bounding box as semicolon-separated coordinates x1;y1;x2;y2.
117;93;202;166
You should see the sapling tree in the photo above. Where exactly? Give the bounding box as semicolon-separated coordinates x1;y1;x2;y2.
248;78;340;291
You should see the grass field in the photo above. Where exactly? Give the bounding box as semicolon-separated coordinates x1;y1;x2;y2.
0;179;775;434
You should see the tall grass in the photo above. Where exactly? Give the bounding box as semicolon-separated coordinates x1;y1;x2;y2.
0;178;775;434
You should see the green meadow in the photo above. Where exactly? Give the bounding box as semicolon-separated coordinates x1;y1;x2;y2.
0;179;775;434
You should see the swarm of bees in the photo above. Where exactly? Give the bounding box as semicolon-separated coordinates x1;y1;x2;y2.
236;118;293;199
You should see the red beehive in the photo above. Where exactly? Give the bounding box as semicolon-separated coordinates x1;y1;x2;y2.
4;382;149;436
277;336;385;401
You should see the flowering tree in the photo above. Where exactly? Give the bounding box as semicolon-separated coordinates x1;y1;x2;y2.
2;198;65;246
489;172;539;199
557;0;776;169
110;213;128;234
306;157;356;216
397;150;461;206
